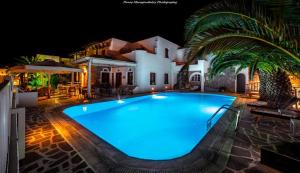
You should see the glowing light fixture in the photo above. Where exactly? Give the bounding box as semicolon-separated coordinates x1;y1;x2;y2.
152;94;166;99
83;66;87;73
151;87;155;91
117;100;125;104
82;106;88;112
54;98;59;104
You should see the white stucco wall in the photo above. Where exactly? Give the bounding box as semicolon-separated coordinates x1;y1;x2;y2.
137;36;180;60
134;50;172;93
131;36;180;93
156;36;179;60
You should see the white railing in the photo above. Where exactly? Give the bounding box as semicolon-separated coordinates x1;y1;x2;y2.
0;79;25;173
293;87;300;98
246;82;260;92
0;79;13;173
207;104;240;131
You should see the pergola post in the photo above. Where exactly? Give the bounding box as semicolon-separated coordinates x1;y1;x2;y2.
87;59;92;98
71;72;74;85
47;73;51;98
76;72;79;82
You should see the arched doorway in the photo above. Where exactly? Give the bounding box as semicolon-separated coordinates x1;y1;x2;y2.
189;72;201;90
237;73;246;93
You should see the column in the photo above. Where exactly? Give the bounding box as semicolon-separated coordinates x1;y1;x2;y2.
48;73;51;98
71;72;74;85
87;59;92;98
133;67;136;86
201;72;205;92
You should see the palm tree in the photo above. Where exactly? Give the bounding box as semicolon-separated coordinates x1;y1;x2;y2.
209;51;295;107
14;55;41;65
184;0;300;108
14;55;43;88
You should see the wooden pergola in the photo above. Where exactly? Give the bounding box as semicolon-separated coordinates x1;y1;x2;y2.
9;59;82;98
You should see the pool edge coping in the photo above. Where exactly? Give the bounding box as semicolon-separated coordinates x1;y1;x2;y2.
45;92;240;172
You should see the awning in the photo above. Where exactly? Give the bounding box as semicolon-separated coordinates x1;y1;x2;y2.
9;59;82;98
9;59;82;74
74;57;136;67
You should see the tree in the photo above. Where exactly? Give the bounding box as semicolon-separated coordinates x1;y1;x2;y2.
184;0;300;108
209;51;294;107
14;55;47;89
15;55;41;65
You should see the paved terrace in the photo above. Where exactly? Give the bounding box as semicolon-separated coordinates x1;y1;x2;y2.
19;96;95;173
19;94;299;173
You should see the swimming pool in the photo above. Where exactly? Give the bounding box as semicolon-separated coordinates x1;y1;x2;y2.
64;92;236;160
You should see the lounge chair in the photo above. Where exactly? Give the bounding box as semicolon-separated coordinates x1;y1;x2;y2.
249;97;299;112
250;97;300;135
127;85;136;95
119;85;136;95
247;101;268;108
99;83;112;96
251;108;300;136
250;109;299;120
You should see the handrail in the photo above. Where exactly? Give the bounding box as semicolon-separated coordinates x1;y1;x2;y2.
207;104;240;131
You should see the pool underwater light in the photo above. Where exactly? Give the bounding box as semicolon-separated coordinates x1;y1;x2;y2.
152;95;166;99
117;100;125;104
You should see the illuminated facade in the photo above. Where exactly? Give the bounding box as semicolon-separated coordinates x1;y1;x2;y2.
72;36;249;94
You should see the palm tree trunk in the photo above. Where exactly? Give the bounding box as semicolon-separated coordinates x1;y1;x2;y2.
259;70;293;108
177;70;189;89
258;71;268;101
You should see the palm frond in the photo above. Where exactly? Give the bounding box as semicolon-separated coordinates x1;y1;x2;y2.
255;0;300;24
184;0;300;80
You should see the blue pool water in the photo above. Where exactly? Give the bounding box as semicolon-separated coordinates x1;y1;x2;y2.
64;92;236;160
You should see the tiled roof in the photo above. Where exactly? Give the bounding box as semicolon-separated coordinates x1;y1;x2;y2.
119;42;154;54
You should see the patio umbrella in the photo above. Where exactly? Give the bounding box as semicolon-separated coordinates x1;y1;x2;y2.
9;59;82;98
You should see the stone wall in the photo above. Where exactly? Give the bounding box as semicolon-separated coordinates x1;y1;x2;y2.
204;68;236;92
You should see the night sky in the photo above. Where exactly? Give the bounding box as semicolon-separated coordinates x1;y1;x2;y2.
2;0;215;66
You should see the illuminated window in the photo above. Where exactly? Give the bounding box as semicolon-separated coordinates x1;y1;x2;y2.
191;74;201;82
164;73;169;84
150;73;156;85
165;48;169;58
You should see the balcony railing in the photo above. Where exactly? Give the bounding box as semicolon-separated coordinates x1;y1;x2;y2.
246;82;260;92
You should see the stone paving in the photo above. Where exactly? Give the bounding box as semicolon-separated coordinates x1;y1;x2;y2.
19;106;95;173
19;95;300;173
223;104;300;173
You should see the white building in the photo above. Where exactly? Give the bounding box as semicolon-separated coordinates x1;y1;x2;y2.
72;36;249;96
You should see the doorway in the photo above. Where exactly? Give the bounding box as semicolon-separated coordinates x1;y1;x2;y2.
101;72;110;84
116;72;122;88
237;73;246;93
